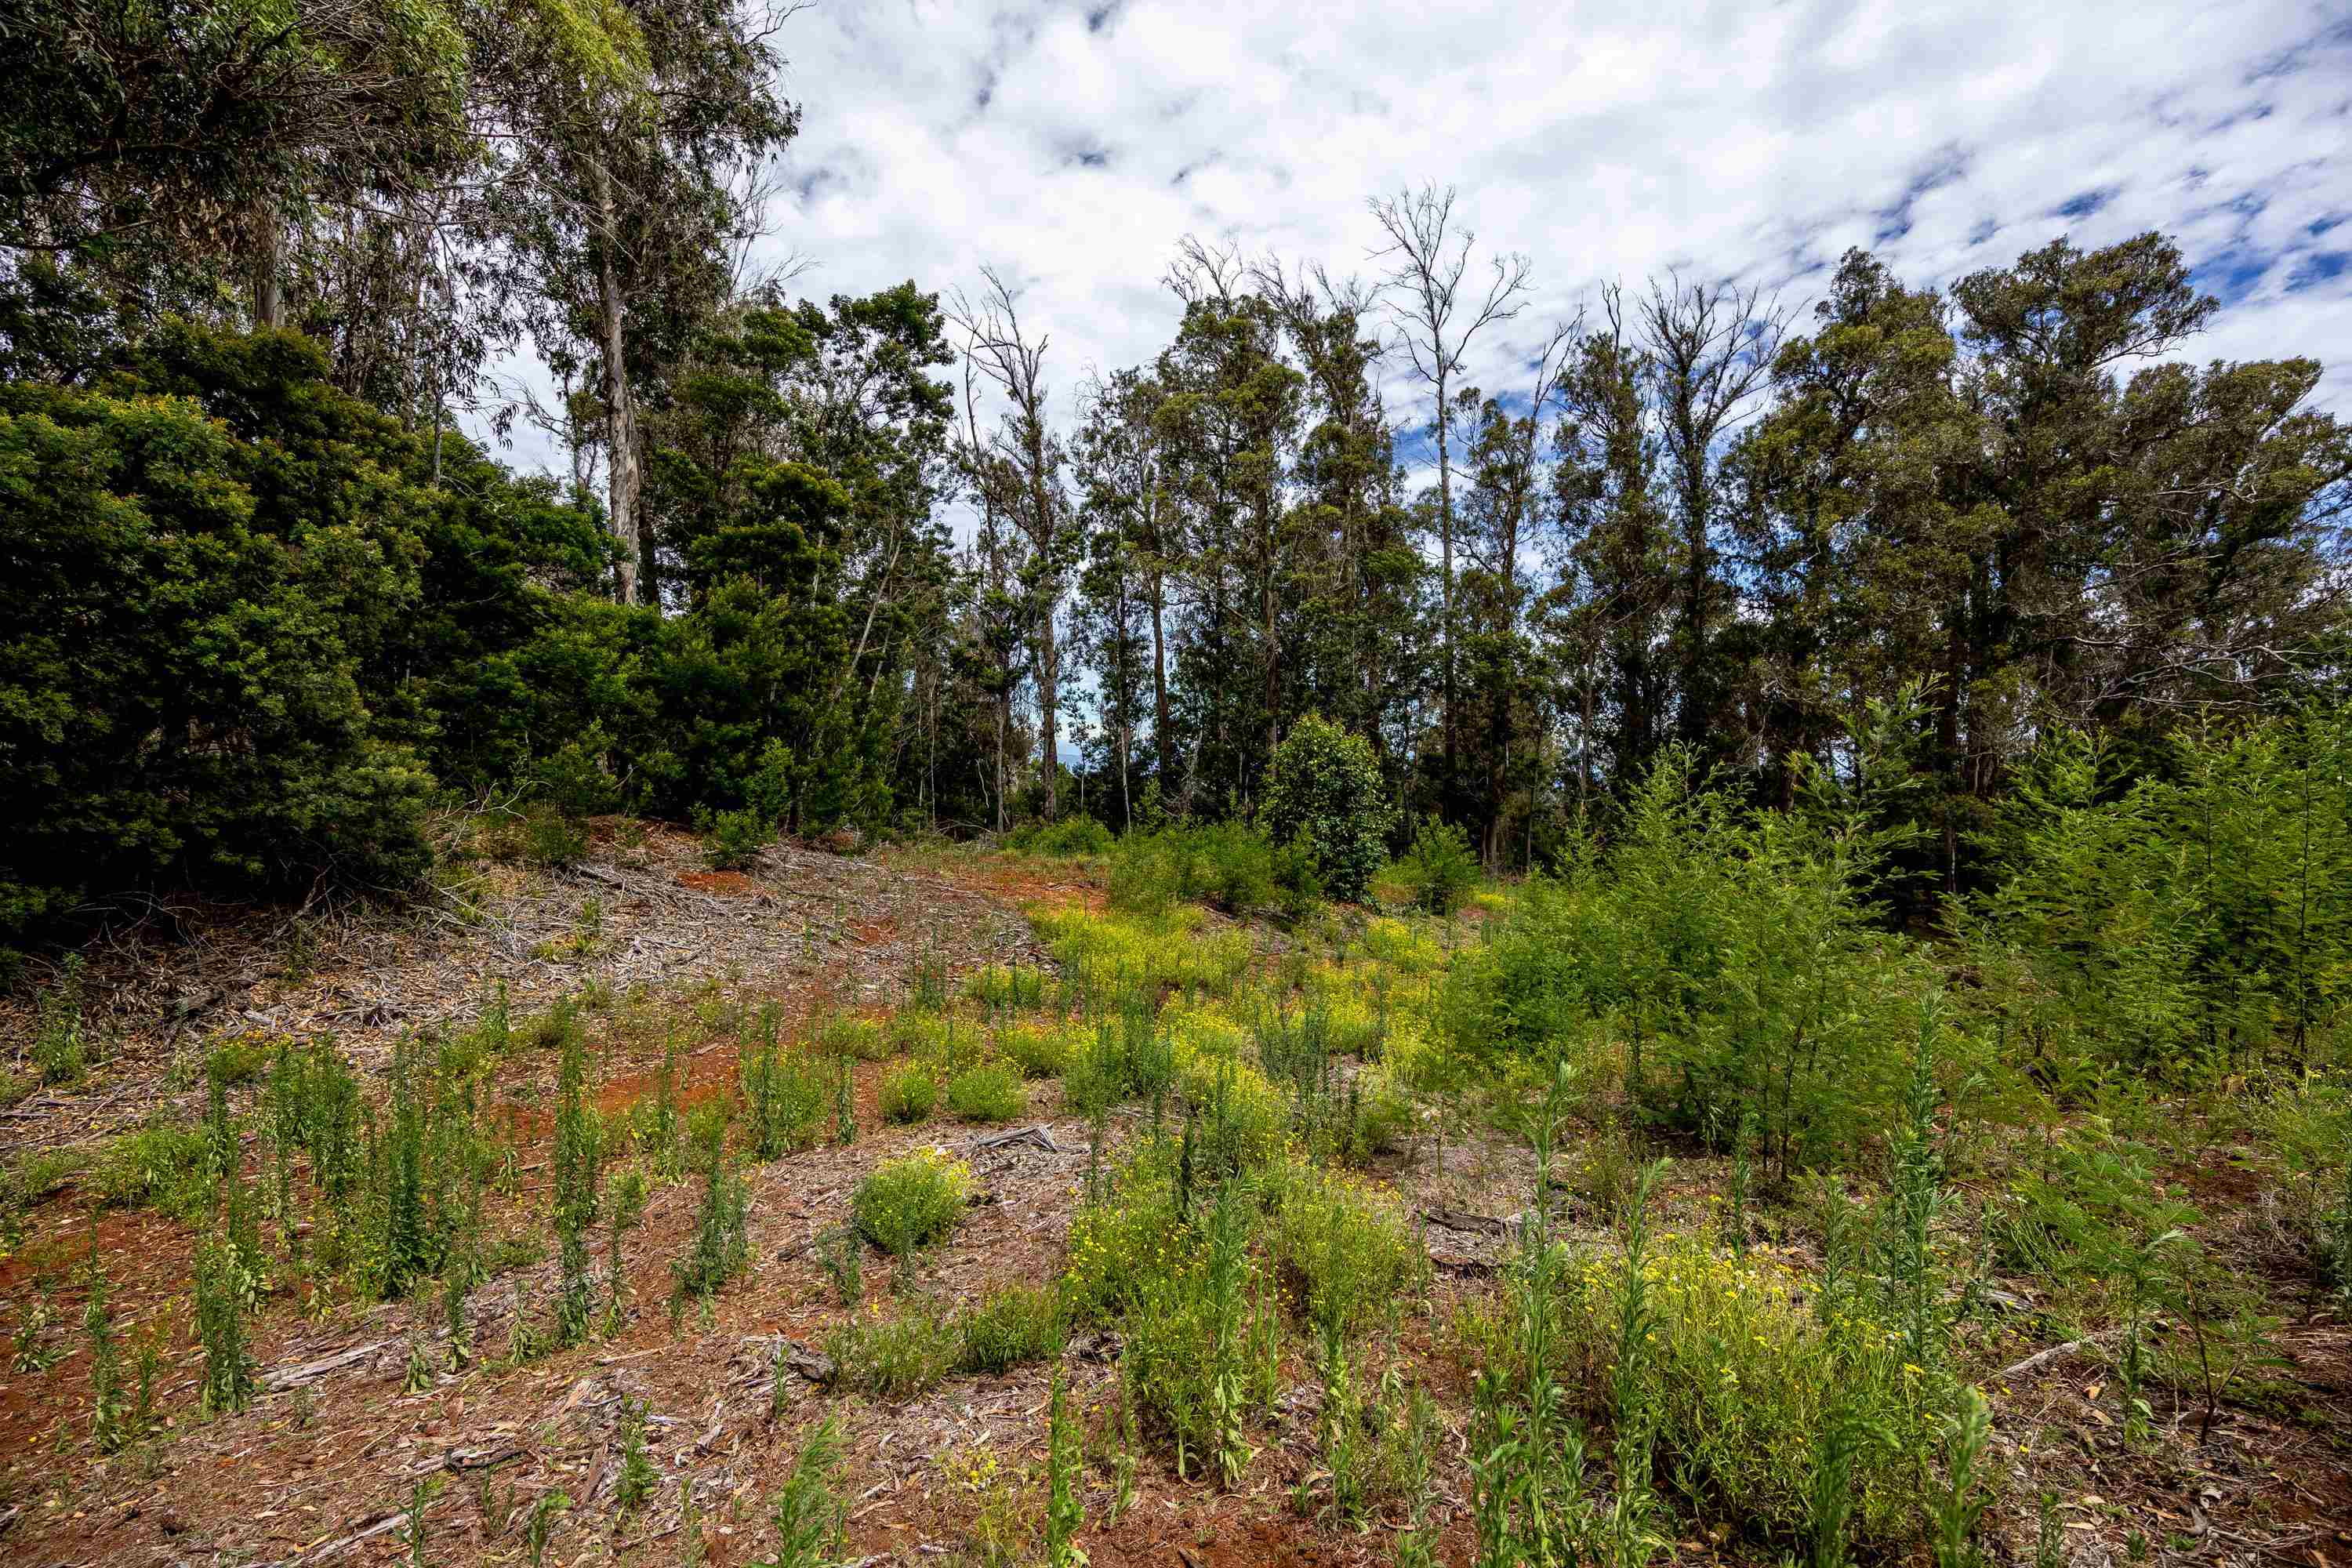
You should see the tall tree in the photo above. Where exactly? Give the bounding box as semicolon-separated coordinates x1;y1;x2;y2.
954;268;1076;820
482;0;795;604
1369;184;1529;774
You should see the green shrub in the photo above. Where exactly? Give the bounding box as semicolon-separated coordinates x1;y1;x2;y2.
742;1044;828;1159
1261;716;1396;903
1062;1010;1176;1116
523;804;590;869
768;1415;848;1566
1107;824;1276;915
966;964;1050;1011
878;1063;937;1124
1011;817;1116;857
0;331;438;946
534;727;622;818
852;1149;973;1256
1000;1021;1076;1080
1265;1162;1424;1339
205;1033;274;1088
695;805;771;871
1397;815;1478;915
946;1064;1027;1123
671;1110;750;1317
1540;1228;1938;1549
90;1125;213;1221
824;1304;959;1397
956;1283;1067;1374
818;1015;891;1062
30;956;89;1085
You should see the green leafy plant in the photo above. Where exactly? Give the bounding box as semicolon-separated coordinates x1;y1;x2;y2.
824;1302;960;1396
551;1027;601;1343
615;1396;659;1512
760;1415;847;1567
671;1106;749;1319
695;805;771;870
743;1036;827;1159
852;1149;972;1256
878;1062;938;1123
1261;714;1396;903
194;1236;256;1415
956;1283;1066;1374
1046;1369;1085;1568
946;1062;1027;1123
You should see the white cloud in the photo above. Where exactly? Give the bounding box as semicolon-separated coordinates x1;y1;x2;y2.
477;0;2352;477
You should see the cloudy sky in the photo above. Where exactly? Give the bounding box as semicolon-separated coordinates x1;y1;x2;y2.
494;0;2352;473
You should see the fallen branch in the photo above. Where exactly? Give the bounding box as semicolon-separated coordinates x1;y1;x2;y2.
1993;1337;2103;1383
971;1124;1064;1153
1421;1207;1520;1237
263;1339;398;1391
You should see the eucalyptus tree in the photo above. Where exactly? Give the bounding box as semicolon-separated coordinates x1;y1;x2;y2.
1073;366;1171;822
953;268;1077;819
1152;274;1305;812
1;0;474;323
1454;319;1577;858
1249;253;1425;777
1368;184;1530;770
478;0;796;604
1636;277;1790;758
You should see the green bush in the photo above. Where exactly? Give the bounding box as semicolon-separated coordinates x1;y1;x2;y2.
877;1063;937;1123
742;1044;828;1158
1261;716;1396;903
522;804;590;869
0;332;442;939
90;1125;214;1221
1265;1162;1424;1339
695;806;771;871
956;1283;1067;1374
946;1064;1027;1123
1010;817;1116;857
1108;824;1276;915
1396;815;1478;915
852;1149;973;1256
824;1304;959;1396
999;1021;1076;1080
966;964;1049;1011
817;1015;890;1062
533;726;623;818
1437;750;1945;1176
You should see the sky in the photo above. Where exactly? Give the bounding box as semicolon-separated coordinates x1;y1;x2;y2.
487;0;2352;477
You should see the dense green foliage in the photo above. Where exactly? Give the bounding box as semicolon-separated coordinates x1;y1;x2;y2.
1261;716;1395;901
4;0;2345;942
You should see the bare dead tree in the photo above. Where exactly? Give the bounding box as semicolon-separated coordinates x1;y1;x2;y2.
1635;273;1791;746
1368;184;1532;768
952;266;1073;820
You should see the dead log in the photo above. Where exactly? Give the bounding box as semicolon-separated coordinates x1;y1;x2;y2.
1992;1337;2103;1382
1421;1207;1520;1236
972;1124;1065;1154
262;1338;398;1391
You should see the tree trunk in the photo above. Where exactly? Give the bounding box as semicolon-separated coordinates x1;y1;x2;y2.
249;218;285;330
594;165;641;606
1035;609;1058;822
1436;370;1457;771
1149;573;1173;787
